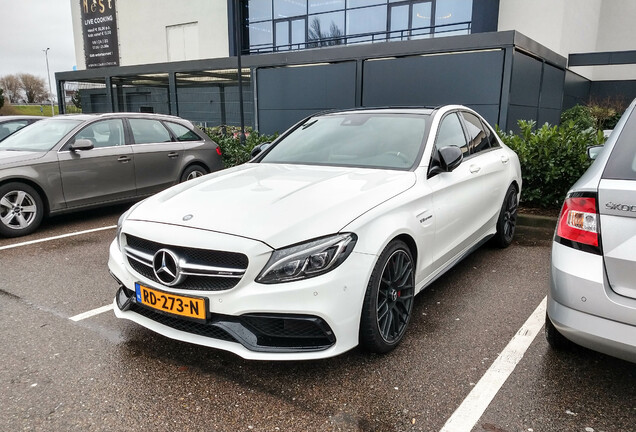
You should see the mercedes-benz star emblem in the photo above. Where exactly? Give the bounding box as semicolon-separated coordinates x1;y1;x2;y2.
152;249;184;286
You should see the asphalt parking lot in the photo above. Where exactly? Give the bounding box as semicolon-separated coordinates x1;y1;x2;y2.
1;206;634;432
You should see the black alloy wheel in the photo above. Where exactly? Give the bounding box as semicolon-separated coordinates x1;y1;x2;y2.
360;240;415;353
493;184;518;248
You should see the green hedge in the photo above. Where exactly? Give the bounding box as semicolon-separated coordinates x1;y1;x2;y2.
202;125;278;168
497;120;605;208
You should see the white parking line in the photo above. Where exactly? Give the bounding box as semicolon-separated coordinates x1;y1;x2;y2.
0;225;116;251
70;304;114;322
440;297;547;432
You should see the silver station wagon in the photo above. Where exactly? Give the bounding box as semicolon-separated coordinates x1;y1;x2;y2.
0;113;223;237
547;98;636;363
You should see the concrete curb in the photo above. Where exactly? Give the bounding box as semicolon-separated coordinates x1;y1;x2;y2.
517;213;558;229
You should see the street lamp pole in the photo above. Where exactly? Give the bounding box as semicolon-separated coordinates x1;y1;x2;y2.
43;48;54;116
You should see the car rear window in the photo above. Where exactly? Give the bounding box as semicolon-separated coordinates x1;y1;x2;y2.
164;122;200;141
603;108;636;181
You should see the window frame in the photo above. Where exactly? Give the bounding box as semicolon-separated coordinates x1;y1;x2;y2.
127;117;174;145
602;108;636;181
459;111;493;155
163;121;203;142
61;118;127;151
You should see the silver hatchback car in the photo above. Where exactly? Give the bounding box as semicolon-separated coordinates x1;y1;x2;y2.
0;113;223;238
547;99;636;363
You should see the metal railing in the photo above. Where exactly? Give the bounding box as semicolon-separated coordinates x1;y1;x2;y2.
246;21;471;54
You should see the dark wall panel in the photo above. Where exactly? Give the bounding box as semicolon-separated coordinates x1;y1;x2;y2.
471;0;500;33
538;108;561;127
563;70;590;110
507;50;566;130
509;51;542;107
362;50;505;116
464;104;500;127
506;105;538;131
81;90;109;113
590;80;636;105
257;62;357;134
540;64;565;109
258;109;322;135
177;86;254;127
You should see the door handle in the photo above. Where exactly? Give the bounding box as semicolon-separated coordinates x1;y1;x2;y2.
168;152;179;159
117;155;131;163
501;155;510;164
469;164;481;174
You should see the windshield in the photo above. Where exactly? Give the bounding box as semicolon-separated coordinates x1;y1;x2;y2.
0;119;82;152
260;113;428;170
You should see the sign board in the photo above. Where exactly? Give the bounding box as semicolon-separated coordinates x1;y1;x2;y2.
80;0;120;68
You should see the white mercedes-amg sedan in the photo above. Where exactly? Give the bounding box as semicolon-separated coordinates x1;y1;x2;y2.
108;106;522;360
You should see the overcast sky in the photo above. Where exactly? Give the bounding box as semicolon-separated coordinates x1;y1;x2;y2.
0;1;76;96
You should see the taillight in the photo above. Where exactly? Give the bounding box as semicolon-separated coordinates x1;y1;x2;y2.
216;147;222;156
555;194;601;254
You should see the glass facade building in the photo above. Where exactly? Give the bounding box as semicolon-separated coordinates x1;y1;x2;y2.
242;0;473;53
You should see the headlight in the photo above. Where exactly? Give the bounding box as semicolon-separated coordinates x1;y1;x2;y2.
256;233;357;284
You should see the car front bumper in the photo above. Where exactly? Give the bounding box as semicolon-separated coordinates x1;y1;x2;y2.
548;241;636;363
108;222;376;360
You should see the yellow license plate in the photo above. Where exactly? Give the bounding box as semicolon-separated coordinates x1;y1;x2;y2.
135;283;207;322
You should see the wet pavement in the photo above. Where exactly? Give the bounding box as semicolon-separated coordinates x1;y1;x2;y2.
1;209;634;431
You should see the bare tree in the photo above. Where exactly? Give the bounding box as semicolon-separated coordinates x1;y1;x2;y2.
308;18;344;47
18;73;49;103
0;74;23;103
0;88;4;109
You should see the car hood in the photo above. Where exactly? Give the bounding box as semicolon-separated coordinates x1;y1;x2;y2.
0;150;46;166
129;163;416;248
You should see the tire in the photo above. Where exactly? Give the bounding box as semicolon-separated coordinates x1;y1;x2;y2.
180;164;208;182
492;184;518;248
360;240;415;353
0;182;45;238
545;313;574;351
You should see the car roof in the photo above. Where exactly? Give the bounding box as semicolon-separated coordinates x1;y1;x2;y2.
48;112;189;122
318;106;436;116
0;115;47;122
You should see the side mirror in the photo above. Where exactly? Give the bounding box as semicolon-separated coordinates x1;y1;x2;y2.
250;142;271;158
70;139;94;152
430;145;463;176
439;146;463;172
587;145;603;161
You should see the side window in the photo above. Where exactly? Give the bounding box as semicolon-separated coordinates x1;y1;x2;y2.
435;113;468;155
129;119;172;144
461;112;490;154
164;122;201;141
603;109;636;181
75;119;125;148
481;119;500;149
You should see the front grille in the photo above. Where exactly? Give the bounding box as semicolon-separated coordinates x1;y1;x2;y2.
124;234;248;291
128;259;238;291
127;235;248;268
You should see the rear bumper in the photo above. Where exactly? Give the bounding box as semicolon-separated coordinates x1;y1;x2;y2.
548;241;636;363
547;297;636;363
